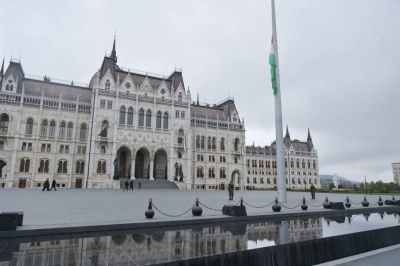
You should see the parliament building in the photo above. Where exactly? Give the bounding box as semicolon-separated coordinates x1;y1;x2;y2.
0;39;319;190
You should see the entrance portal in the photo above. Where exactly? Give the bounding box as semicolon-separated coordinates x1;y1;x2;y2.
116;147;132;179
154;149;168;179
135;148;150;179
231;170;241;189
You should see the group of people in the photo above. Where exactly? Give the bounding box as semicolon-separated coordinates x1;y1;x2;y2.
123;179;141;191
42;179;57;191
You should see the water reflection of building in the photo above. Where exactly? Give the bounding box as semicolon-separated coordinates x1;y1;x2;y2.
2;219;322;265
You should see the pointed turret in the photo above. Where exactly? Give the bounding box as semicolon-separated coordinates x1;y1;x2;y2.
111;35;117;63
283;125;291;148
196;92;199;105
284;125;290;139
307;128;314;150
0;57;4;77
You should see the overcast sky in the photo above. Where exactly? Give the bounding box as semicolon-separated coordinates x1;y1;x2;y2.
1;0;399;182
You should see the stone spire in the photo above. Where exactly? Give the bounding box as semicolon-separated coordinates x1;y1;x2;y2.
307;128;314;150
196;92;199;105
284;125;290;139
111;34;117;63
0;57;4;77
284;125;291;147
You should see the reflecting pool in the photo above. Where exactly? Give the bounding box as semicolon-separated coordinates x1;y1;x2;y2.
0;212;399;265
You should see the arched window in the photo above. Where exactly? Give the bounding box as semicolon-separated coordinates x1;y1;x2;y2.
196;136;200;149
105;79;111;90
212;137;216;150
177;129;184;145
290;159;294;168
163;112;168;129
80;123;87;141
127;107;134;126
100;120;109;137
201;136;205;149
75;161;85;174
0;113;10;133
207;137;211;150
138;109;144;127
285;159;287;168
59;121;66;138
40;119;48;137
19;158;30;172
97;160;107;174
38;159;49;173
25;118;34;135
234;138;240;152
58;160;68;173
208;167;215;178
178;92;182;101
119;106;126;125
5;80;14;91
220;138;225;151
156;111;162;129
197;166;204;178
67;122;73;139
308;160;311;169
220;168;226;178
313;160;316;169
253;177;257;184
49;120;56;137
145;109;152;127
302;160;306;169
296;159;300;168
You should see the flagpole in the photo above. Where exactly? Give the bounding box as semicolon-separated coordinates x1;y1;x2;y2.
271;0;287;202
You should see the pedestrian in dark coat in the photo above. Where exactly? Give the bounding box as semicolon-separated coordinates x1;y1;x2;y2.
50;180;57;191
138;182;141;190
310;184;316;200
228;181;234;200
42;179;50;191
129;179;134;191
124;180;129;191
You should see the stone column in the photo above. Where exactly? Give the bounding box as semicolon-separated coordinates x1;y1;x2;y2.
131;157;135;179
149;159;154;180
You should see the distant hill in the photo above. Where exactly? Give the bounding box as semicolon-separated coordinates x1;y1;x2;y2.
320;174;361;188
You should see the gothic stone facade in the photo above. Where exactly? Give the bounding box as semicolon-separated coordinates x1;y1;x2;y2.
0;42;318;189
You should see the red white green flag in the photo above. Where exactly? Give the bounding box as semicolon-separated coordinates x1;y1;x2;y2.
269;36;278;95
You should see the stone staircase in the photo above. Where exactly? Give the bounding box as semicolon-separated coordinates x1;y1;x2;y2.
119;179;179;189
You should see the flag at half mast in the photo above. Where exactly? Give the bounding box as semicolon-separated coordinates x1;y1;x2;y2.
269;36;278;95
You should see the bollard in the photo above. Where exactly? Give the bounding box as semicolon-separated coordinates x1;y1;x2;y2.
240;197;244;207
272;197;281;212
362;196;369;207
301;197;308;211
377;196;383;206
345;196;351;208
192;198;203;216
363;213;370;221
323;197;332;209
145;199;155;219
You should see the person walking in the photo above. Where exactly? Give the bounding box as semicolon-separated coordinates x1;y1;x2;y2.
129;179;134;191
42;179;50;191
123;180;129;191
50;179;57;191
138;182;141;190
228;181;234;201
310;183;316;200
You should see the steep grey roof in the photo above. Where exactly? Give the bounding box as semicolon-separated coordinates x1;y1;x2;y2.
116;70;173;91
191;105;227;120
246;145;276;156
24;79;92;101
4;61;25;93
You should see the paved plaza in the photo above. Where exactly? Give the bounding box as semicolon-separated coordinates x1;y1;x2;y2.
0;188;387;230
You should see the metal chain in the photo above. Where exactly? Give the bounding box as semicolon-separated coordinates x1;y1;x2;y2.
281;202;302;210
243;199;275;209
306;200;324;208
349;200;362;205
152;202;195;218
199;201;222;212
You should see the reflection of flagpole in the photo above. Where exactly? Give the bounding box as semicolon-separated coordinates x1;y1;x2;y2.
270;0;287;202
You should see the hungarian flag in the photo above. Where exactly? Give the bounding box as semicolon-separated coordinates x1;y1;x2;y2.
269;36;278;95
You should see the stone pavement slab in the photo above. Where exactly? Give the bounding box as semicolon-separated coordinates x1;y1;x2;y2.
0;188;387;230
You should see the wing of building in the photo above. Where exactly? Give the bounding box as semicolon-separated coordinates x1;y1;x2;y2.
0;40;319;189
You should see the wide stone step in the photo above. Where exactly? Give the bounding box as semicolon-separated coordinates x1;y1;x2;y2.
119;179;179;189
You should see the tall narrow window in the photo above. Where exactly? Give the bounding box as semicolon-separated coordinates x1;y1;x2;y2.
156;111;162;129
212;137;216;150
138;109;144;127
80;123;87;141
207;137;211;150
163;112;168;129
25;118;34;135
49;120;56;137
145;109;152;127
127;107;134;126
234;138;240;152
97;160;107;174
119;106;126;125
59;121;66;138
40;119;48;137
105;79;110;90
66;122;73;139
57;160;68;174
100;120;109;138
201;136;205;149
0;113;9;133
178;92;182;101
196;136;200;149
220;138;225;151
177;129;184;145
20;159;30;172
75;161;84;174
